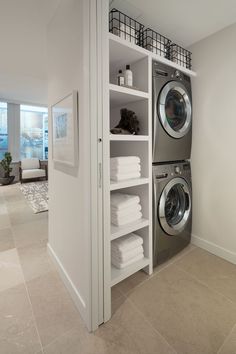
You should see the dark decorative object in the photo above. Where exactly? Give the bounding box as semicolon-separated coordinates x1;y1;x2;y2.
169;43;192;70
0;152;15;185
110;108;140;135
109;8;144;47
109;9;193;70
142;28;171;59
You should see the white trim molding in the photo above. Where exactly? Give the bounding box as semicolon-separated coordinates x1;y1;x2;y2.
191;234;236;265
47;243;86;311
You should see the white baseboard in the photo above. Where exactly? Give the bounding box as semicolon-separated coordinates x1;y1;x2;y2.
191;234;236;265
47;243;87;319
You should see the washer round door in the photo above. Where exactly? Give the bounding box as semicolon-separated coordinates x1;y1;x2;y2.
158;177;191;236
158;81;192;139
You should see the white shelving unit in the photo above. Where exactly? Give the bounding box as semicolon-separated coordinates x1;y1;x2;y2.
108;29;153;291
110;177;149;191
111;218;150;241
111;257;150;286
109;84;149;106
110;134;149;141
103;23;196;322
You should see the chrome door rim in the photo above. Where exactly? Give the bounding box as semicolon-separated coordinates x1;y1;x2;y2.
159;81;192;139
159;177;191;236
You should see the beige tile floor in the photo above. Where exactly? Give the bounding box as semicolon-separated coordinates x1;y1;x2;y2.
1;184;236;353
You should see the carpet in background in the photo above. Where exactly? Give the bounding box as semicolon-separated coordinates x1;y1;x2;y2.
19;181;48;213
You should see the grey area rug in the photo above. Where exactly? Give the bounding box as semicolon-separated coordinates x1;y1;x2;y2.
19;181;48;213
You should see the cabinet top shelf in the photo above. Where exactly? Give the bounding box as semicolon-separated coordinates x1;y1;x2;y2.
110;134;149;141
109;84;149;107
109;33;197;77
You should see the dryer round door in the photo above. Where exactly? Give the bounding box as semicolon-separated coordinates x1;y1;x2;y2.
158;81;192;139
158;177;191;236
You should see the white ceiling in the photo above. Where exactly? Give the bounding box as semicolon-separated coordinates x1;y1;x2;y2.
110;0;236;47
1;0;236;104
0;0;60;104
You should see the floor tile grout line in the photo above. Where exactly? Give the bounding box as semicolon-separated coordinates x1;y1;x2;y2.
117;245;197;298
150;245;197;278
125;296;178;353
3;186;52;353
216;322;236;354
115;245;233;354
174;264;236;351
40;324;84;353
15;242;45;353
1;185;47;353
174;263;236;308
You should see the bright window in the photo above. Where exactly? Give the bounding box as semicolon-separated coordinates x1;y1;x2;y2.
20;105;48;160
0;102;8;160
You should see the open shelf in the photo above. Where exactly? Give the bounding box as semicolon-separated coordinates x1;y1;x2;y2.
110;177;149;191
110;134;149;141
110;84;149;108
111;257;150;286
109;33;148;68
110;100;149;136
109;32;197;77
111;217;149;241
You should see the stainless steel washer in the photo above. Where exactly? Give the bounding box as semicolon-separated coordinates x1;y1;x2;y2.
153;61;192;163
153;161;192;266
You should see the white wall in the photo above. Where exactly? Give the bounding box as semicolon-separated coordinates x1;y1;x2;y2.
47;0;98;330
190;22;236;263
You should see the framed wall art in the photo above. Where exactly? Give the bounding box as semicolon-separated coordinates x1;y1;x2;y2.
52;90;78;167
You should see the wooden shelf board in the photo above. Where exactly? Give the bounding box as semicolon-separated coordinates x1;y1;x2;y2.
110;177;149;191
111;257;150;286
110;134;149;141
111;218;149;240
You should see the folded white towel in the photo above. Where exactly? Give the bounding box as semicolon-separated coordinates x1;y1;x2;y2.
110;163;141;174
110;171;141;182
111;193;140;210
111;204;141;218
112;253;144;269
111;245;144;262
110;156;140;168
111;233;143;253
111;211;142;226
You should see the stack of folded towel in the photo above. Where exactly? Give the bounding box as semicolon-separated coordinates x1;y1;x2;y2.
110;156;141;182
111;192;142;226
111;233;144;269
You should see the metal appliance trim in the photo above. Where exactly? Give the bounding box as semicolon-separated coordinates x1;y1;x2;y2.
158;177;191;236
158;81;192;139
152;78;158;159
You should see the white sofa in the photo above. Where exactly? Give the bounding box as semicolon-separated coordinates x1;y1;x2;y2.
20;158;48;183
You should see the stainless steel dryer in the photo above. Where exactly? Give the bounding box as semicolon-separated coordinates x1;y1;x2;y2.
153;61;192;163
153;161;192;266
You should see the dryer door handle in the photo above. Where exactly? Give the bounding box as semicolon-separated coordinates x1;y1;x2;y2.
156;173;168;180
153;180;158;262
152;78;158;160
185;192;190;210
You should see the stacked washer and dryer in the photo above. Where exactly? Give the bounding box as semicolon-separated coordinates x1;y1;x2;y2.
152;61;193;266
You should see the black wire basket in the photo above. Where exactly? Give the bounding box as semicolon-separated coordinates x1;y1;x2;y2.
109;8;193;70
109;8;144;46
142;28;171;58
169;44;192;70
